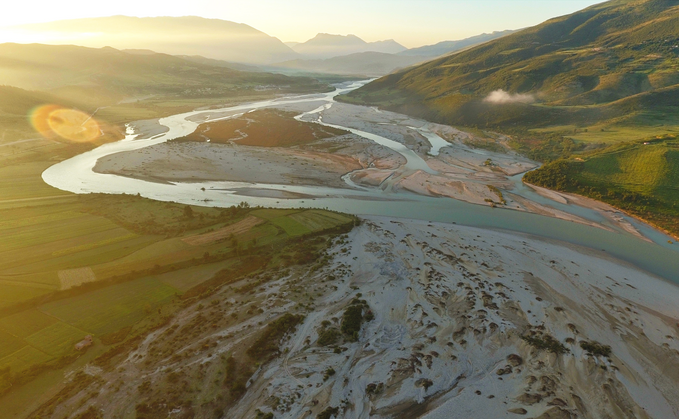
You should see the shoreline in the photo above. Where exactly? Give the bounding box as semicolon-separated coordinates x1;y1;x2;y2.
523;180;678;243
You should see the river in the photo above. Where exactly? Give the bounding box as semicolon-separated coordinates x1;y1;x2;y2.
42;81;679;281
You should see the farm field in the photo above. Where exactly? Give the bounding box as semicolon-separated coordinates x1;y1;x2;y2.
0;148;356;384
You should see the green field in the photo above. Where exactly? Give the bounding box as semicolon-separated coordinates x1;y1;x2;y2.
25;322;88;357
0;346;52;374
524;135;679;236
0;310;58;338
0;331;25;359
269;216;312;236
0;183;354;377
40;277;178;336
290;210;354;231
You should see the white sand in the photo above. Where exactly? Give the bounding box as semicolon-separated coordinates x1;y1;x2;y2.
46;217;679;419
228;217;679;419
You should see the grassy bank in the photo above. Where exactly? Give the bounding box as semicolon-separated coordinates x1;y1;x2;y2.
524;135;679;238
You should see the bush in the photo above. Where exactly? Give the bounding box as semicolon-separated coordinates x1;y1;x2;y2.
341;305;363;339
522;334;569;354
323;367;336;381
247;313;304;361
317;328;341;346
340;298;372;341
580;340;612;357
317;407;339;419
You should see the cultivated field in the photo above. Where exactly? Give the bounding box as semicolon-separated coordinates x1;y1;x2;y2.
0;137;356;400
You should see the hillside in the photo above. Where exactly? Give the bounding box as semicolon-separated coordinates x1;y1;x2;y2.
524;135;679;237
272;51;426;76
341;0;679;143
0;43;327;107
6;16;298;64
398;30;517;57
0;86;81;141
291;33;407;59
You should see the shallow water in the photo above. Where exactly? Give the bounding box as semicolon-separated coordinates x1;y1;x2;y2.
42;81;679;282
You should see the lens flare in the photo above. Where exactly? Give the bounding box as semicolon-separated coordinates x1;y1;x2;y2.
30;105;101;142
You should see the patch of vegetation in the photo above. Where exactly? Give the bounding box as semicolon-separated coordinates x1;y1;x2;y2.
464;138;506;154
99;326;132;346
317;406;339;419
255;411;274;419
340;298;373;342
174;109;347;147
580;340;612;357
487;185;507;205
223;355;251;400
524;135;679;237
366;382;384;396
323;367;336;381
522;333;569;354
246;313;305;361
317;328;341;346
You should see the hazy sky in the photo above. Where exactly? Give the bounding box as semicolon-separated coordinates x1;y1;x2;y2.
3;0;605;48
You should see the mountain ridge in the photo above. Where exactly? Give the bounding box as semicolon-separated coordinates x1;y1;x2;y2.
398;30;518;57
291;33;407;58
0;43;327;107
271;51;426;76
340;0;679;136
5;16;299;64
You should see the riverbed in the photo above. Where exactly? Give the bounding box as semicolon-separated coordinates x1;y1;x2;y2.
42;81;679;281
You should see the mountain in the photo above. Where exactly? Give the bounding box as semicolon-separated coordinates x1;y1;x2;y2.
291;33;407;59
0;43;326;106
174;55;263;72
341;0;679;139
5;16;298;64
122;49;264;71
398;30;517;57
272;52;426;76
0;85;78;137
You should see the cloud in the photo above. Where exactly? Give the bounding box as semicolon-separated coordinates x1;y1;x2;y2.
484;89;535;104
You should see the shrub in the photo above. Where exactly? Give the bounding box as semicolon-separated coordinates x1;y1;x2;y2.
522;334;569;354
580;340;612;357
317;407;339;419
247;314;305;361
317;329;341;346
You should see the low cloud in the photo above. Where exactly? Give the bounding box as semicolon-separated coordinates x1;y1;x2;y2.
484;89;535;104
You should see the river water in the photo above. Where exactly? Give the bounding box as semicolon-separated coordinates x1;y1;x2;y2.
42;81;679;281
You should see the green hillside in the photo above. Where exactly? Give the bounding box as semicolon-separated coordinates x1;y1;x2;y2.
0;43;328;107
524;135;679;236
0;44;332;146
341;0;679;145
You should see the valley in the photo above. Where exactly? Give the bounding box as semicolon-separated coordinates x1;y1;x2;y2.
1;1;679;418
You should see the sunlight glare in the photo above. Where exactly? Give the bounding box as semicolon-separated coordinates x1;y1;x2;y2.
30;105;101;142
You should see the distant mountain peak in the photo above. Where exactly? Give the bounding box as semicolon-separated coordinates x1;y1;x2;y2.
303;33;367;46
292;33;406;59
